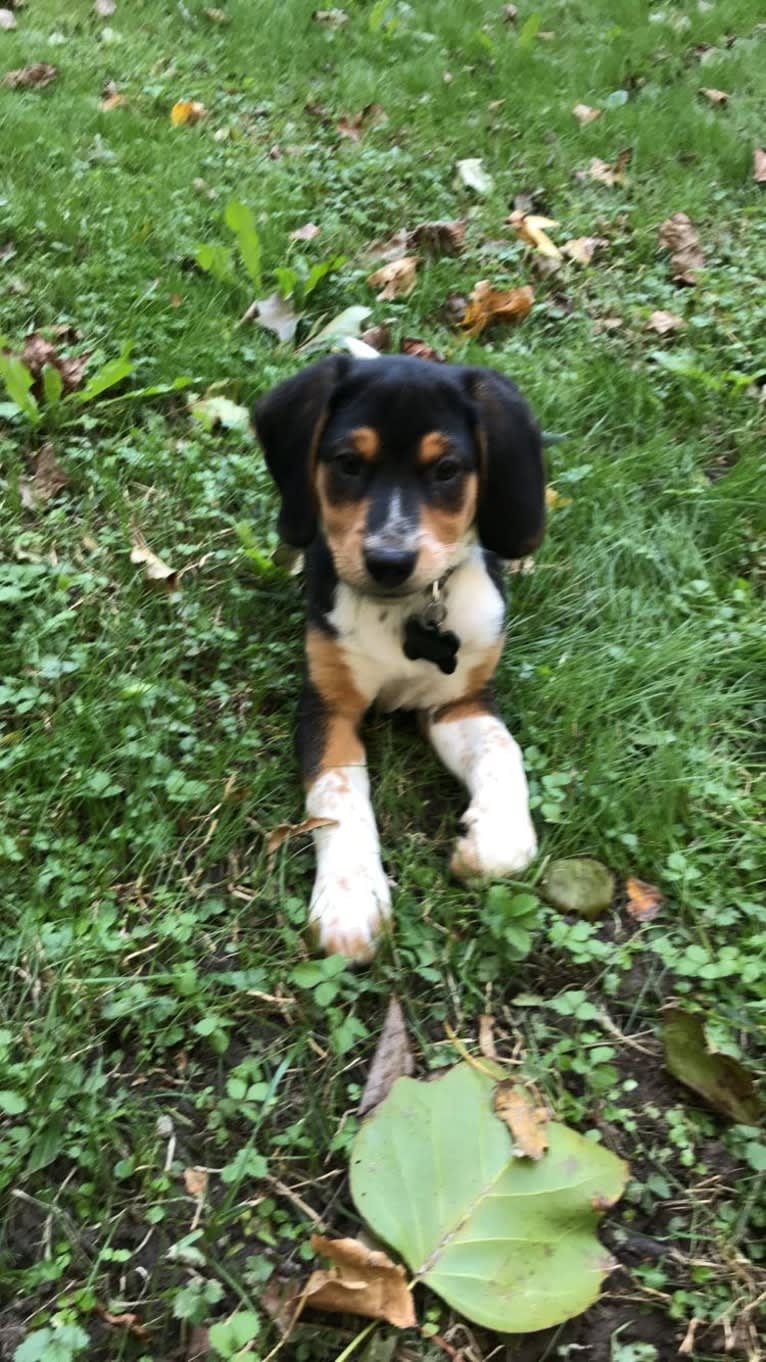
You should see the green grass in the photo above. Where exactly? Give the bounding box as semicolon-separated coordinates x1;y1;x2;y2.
1;1;764;1359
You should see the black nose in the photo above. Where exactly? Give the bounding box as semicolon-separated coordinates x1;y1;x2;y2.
364;547;417;589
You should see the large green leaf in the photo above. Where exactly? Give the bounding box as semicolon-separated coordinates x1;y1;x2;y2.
351;1063;627;1333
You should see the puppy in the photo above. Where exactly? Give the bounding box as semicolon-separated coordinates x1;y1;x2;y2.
255;353;545;962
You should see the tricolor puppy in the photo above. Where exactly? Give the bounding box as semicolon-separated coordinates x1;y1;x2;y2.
255;352;545;962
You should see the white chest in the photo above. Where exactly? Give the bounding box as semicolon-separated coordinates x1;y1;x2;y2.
327;550;506;713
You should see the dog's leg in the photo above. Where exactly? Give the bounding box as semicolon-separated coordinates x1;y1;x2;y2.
427;698;537;880
298;631;389;962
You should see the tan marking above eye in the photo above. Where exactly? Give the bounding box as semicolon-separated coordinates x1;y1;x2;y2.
417;431;450;465
420;471;478;545
350;426;380;460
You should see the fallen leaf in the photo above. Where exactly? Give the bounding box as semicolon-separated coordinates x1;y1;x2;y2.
95;0;116;14
542;858;615;919
170;99;206;127
266;816;338;857
0;9;17;30
19;444;69;510
299;303;371;355
19;332;90;396
189;393;252;434
183;1167;208;1198
625;877;663;921
289;222;321;241
501;4;518;21
699;86;729;105
478;1013;497;1061
573;102;601;124
658;211;704;284
130;530;176;584
250;292;299;342
586;149;631;186
409;219;465;257
561;235;607;265
313;7;348;25
494;1081;549;1160
94;1307;147;1341
443;292;468;323
101;91;127;110
647;308;685;335
662;1008;764;1123
359;323;392;351
367;256;418;301
261;1275;306;1336
204;7;229;22
359;996;415;1117
400;337;444;362
337;102;384;141
185;1326;210;1362
306;1235;416;1329
545;485;572;510
460;280;534;337
3;64;58;89
359;227;411;265
753;148;766;184
507;209;561;258
456;157;494;194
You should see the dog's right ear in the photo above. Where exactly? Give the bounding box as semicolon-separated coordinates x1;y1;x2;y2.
254;355;351;547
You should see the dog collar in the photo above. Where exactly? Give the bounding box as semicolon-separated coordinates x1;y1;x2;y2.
402;572;460;675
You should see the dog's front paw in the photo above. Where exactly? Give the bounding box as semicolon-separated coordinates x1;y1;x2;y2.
450;804;537;882
308;863;391;963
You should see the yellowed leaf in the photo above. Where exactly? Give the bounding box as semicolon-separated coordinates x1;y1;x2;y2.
658;212;704;284
625;876;663;922
478;1013;497;1061
367;255;418;301
545;485;572;510
460;280;534;337
587;148;631;186
19;445;69;510
493;1081;549;1161
183;1166;208;1198
170;99;206;126
130;531;176;583
647;309;685;335
266;816;338;857
573;102;601;124
306;1235;416;1329
359;996;415;1117
754;148;766;184
101;92;127;111
699;87;729;105
507;209;561;258
561;235;606;265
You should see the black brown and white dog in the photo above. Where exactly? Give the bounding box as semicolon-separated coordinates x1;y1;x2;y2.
254;350;545;962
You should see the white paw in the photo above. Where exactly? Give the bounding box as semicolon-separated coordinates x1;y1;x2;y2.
309;863;391;963
450;804;537;881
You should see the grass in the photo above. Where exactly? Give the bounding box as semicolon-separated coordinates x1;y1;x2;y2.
0;0;764;1358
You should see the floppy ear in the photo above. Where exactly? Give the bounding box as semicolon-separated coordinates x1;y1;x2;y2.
254;355;350;547
462;367;545;560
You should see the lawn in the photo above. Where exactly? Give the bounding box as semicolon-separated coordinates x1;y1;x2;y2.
0;0;764;1359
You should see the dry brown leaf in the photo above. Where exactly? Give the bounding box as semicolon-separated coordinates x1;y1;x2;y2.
647;308;685;335
460;280;534;337
358;996;415;1117
261;1274;306;1337
587;148;631;186
625;876;663;922
266;816;338;857
101;91;127;110
359;227;410;265
337;102;384;142
290;222;321;241
658;211;704;284
185;1325;210;1362
493;1081;549;1161
0;9;17;30
183;1166;208;1198
19;444;69;510
699;86;729;105
3;64;58;89
561;235;607;265
409;218;465;257
400;337;445;362
754;148;766;184
130;531;176;584
507;209;561;258
367;255;417;301
478;1013;497;1061
306;1235;416;1329
573;102;601;124
19;333;91;396
313;7;348;25
359;323;392;351
170;99;206;127
94;1307;147;1341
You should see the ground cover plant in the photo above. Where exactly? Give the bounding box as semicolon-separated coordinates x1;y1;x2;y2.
1;0;764;1358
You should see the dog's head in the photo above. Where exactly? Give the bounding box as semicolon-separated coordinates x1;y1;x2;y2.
254;354;544;595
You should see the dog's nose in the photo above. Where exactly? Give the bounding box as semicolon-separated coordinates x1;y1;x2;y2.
364;547;417;589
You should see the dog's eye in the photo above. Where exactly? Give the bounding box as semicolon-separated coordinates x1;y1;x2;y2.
335;452;365;478
432;456;462;483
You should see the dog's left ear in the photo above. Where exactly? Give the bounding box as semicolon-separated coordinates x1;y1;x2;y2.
461;367;545;560
254;355;351;547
